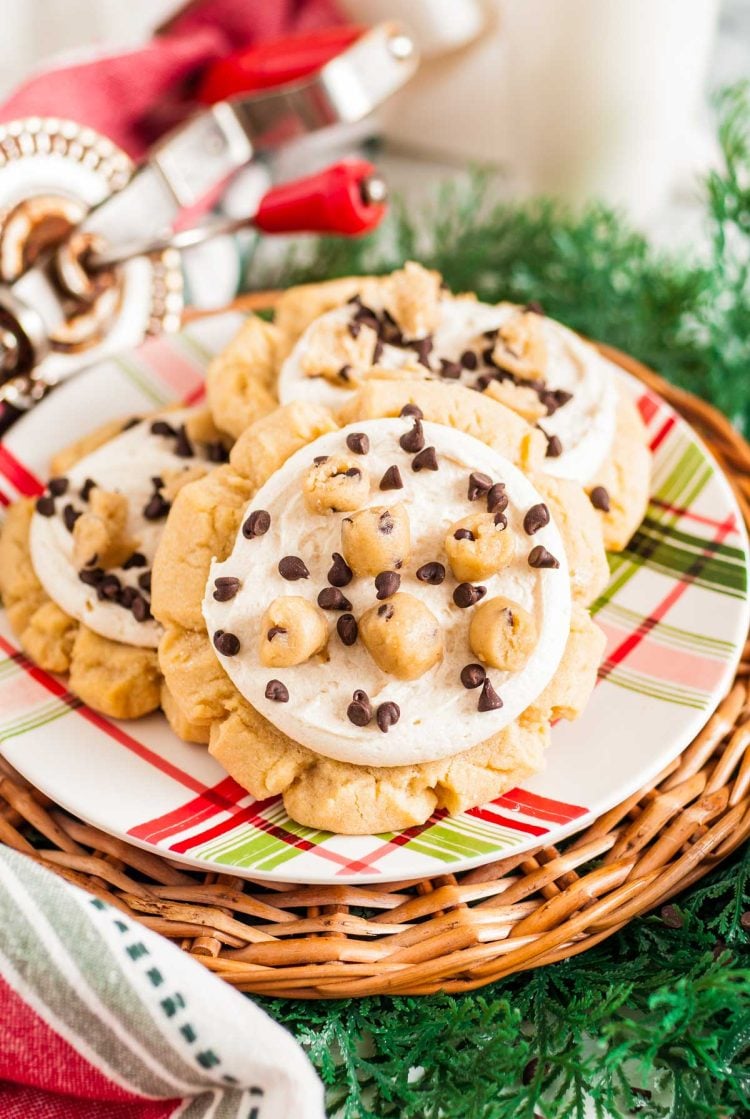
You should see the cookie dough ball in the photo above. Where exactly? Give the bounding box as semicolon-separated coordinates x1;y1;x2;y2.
492;308;548;381
259;596;328;668
469;596;538;672
303;454;370;515
72;487;135;570
445;512;515;583
341;503;411;577
360;592;443;680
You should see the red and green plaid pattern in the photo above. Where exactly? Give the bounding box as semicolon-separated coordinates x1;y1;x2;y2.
0;319;746;882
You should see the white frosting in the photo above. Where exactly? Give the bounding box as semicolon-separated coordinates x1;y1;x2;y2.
277;299;619;484
30;409;214;649
204;418;571;767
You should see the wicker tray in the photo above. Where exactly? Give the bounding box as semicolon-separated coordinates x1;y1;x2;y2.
1;335;749;999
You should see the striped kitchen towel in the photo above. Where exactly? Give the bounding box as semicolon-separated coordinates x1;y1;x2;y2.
0;845;324;1119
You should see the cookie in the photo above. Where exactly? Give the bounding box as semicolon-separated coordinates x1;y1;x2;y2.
0;408;230;720
153;402;606;834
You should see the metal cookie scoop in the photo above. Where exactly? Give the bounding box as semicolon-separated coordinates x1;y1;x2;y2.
0;22;417;427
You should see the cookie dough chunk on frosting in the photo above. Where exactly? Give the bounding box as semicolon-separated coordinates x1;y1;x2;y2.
155;401;607;834
0;408;230;719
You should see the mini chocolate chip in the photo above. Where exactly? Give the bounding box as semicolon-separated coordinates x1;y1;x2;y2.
122;552;147;569
523;503;550;535
63;504;81;532
460;350;478;370
399;419;425;454
131;593;152;622
439;359;462;379
493;512;508;529
544;433;563;458
486;483;508;514
454;528;474;541
348;320;362;339
121;417;141;431
379;465;403;490
118;586;138;608
400;403;423;419
525;300;545;315
206;440;230;463
78;566;104;586
412;337;433;368
373;339;384;363
483;328;499;341
267;625;287;641
375;571;400;599
468;471;493;501
79;478;96;502
313;455;329;466
377;603;394;620
528;545;560;569
378;510;395;535
35;495;56;517
98;574;121;601
150;419;176;437
338;365;352;383
137;570;152;592
328;552;353;587
265;679;289;702
478;677;503;712
318;587;352;611
213;630;240;656
453;582;487;608
344;467;361;478
589;485;611;512
151;475;165;490
347;690;372;726
174;424;193;457
416;561;445;585
279;555;310;581
461;663;486;689
346;432;370;455
542;388;574;415
412;446;438;472
143;493;171;521
337;613;358;645
213;576;240;601
48;476;68;497
242;509;270;538
376;701;400;733
480;345;499;367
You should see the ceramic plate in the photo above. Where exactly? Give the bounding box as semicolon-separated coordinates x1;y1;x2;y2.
0;314;747;883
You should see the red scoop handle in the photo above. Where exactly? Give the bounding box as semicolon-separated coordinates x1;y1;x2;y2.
254;159;386;237
198;25;365;105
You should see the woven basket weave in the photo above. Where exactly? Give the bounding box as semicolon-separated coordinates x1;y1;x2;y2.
1;320;749;999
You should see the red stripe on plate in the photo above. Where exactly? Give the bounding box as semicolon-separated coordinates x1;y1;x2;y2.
637;393;660;425
467;805;548;836
0;444;44;496
495;787;588;824
128;775;248;843
649;415;676;452
649;497;739;534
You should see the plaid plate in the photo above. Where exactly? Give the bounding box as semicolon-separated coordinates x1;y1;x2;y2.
0;315;746;884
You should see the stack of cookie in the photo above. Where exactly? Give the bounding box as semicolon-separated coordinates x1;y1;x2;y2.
0;264;651;834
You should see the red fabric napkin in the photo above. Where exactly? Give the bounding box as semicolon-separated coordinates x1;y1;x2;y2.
0;0;342;159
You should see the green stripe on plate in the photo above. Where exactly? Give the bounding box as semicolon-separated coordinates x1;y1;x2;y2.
0;696;75;739
598;601;734;654
113;358;172;407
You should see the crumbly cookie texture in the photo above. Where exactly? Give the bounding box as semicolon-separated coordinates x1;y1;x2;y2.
0;494;160;718
153;397;605;834
206;314;284;440
588;387;651;551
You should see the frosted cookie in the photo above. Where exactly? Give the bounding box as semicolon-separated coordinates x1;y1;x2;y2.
153;399;606;834
207;263;651;551
0;408;230;719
